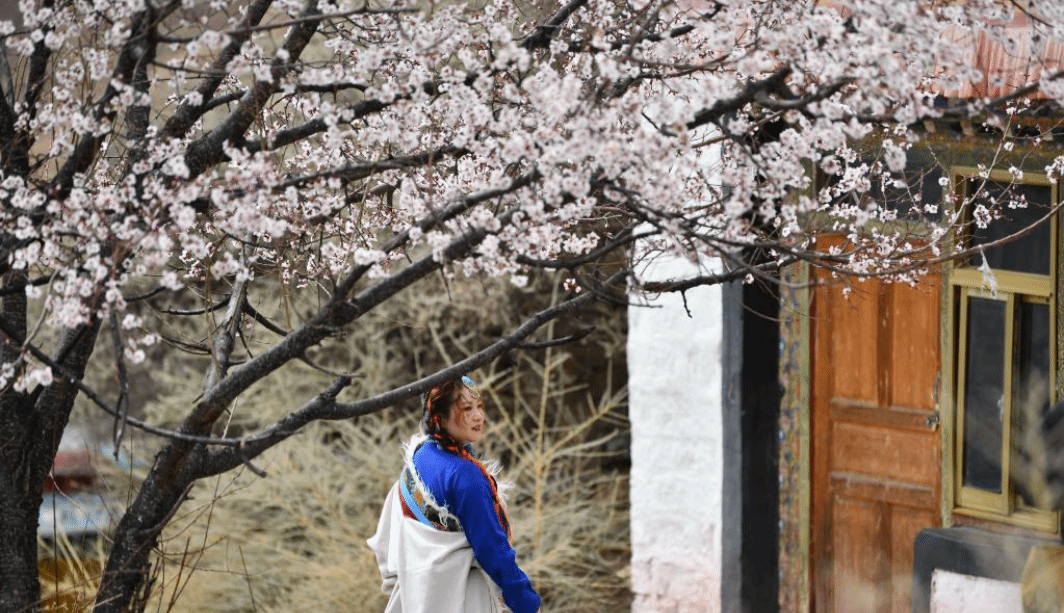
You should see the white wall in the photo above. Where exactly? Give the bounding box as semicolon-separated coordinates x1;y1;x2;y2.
930;570;1021;613
628;257;724;613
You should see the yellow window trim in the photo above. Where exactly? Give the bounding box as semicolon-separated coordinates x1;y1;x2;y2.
950;267;1052;298
947;166;1061;535
954;288;1014;516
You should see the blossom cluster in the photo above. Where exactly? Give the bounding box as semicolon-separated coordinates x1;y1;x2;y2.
1;0;1062;388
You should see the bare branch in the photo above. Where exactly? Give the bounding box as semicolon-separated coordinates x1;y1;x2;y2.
183;0;325;178
107;312;132;456
194;273;622;478
202;250;252;396
155;297;229;317
515;326;595;350
160;0;276;140
638;260;788;293
521;0;590;50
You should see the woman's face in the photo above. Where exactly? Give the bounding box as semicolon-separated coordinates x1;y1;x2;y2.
442;386;486;445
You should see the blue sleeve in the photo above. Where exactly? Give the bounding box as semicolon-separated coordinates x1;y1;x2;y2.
446;462;541;613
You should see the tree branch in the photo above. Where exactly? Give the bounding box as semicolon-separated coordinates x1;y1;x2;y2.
515;326;595;349
202;251;252;399
638;260;785;293
275;145;469;190
194;274;620;478
521;0;590;50
122;3;163;164
7;0;55;178
242;96;389;155
107;312;132;456
0;271;28;376
160;0;276;140
183;0;324;178
687;66;793;132
186;171;541;436
49;4;180;199
516;224;652;269
0;319;289;449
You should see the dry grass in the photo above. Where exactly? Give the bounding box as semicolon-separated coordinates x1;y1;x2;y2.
149;349;630;612
38;531;107;612
146;415;407;613
43;273;631;612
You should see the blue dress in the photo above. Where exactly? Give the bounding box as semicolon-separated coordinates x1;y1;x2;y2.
413;441;541;613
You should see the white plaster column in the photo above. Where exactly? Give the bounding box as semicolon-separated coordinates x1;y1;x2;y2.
627;256;724;613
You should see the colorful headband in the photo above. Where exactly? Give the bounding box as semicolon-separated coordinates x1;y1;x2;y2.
423;375;481;428
461;375;481;399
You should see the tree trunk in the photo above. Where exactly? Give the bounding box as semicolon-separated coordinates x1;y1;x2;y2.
0;304;102;612
0;385;82;613
93;444;199;613
93;508;160;613
0;273;40;612
0;463;44;612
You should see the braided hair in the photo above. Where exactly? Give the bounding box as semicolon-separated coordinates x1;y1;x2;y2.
422;376;512;541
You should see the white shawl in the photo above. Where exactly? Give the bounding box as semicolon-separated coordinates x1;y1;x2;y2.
367;481;505;613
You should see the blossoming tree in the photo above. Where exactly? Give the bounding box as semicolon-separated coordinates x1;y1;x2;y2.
1;0;1062;610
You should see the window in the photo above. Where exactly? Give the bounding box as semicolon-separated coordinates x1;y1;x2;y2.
873;159;944;222
949;167;1060;533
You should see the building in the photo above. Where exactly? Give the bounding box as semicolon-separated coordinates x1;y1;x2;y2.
628;256;781;613
627;9;1064;613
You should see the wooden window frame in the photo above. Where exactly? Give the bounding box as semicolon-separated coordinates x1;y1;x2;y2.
947;166;1061;534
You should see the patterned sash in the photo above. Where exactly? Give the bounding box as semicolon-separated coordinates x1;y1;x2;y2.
399;466;462;532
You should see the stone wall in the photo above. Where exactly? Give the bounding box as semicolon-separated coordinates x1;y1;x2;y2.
628;257;723;613
930;570;1021;613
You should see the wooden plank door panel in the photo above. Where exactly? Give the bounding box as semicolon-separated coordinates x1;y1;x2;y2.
811;255;941;613
830;421;937;486
890;506;936;611
828;281;881;404
887;283;941;412
831;497;885;613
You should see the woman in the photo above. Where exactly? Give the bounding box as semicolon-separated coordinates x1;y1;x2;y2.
368;375;541;613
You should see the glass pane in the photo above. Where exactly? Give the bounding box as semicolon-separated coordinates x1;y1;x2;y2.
1013;301;1050;507
967;180;1052;274
962;296;1006;493
874;163;943;221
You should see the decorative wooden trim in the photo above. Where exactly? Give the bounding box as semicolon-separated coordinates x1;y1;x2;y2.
778;261;812;613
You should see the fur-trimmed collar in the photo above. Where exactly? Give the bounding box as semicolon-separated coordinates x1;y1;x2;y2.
401;433;513;515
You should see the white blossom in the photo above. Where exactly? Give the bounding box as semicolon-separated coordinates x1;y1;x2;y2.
0;0;1055;401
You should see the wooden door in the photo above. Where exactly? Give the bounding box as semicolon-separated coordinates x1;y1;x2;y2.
810;266;942;613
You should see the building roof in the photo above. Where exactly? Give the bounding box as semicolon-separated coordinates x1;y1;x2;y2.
942;10;1064;99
